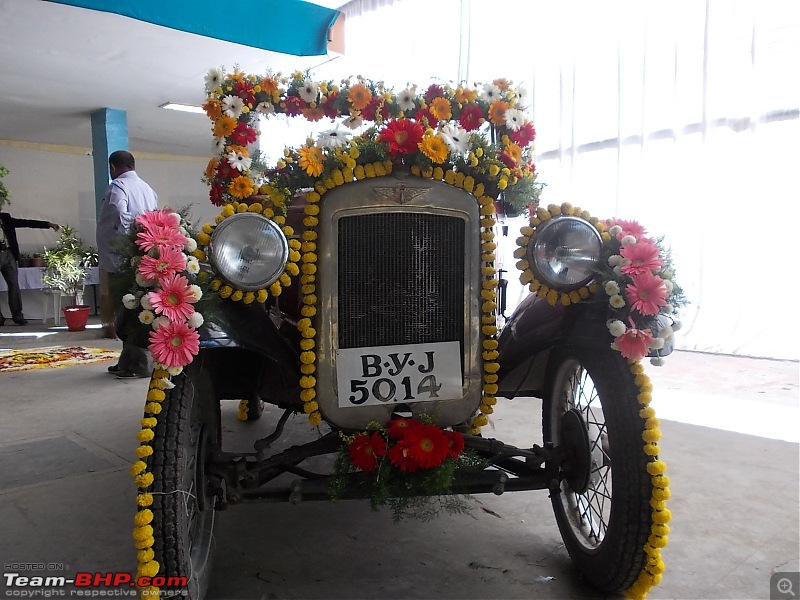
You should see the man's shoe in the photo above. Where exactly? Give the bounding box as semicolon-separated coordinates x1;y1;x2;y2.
12;318;28;325
115;371;142;379
107;364;122;374
0;317;5;326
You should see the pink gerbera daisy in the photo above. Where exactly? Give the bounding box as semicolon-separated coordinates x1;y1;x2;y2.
614;324;653;361
148;321;200;368
135;209;180;232
147;273;198;322
136;225;189;254
620;241;663;278
612;218;648;241
625;272;668;316
138;248;187;282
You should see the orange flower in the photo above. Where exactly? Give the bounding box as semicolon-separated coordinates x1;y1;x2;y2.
348;83;372;111
454;86;478;104
298;146;324;177
429;96;452;121
228;176;255;199
493;78;512;91
301;106;325;122
204;158;218;179
226;144;249;157
488;100;510;126
504;141;522;164
202;100;221;120
213;116;237;137
260;76;279;94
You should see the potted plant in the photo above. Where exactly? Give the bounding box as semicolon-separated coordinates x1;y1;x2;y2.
41;226;90;331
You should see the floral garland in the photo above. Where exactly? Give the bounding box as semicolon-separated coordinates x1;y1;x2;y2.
130;367;173;598
331;416;484;521
625;361;671;600
514;203;684;364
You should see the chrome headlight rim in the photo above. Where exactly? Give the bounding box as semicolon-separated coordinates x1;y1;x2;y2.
207;212;289;291
527;216;602;292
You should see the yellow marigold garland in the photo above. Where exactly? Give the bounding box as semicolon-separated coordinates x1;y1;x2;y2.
297;163;499;432
514;203;609;306
625;361;671;600
194;197;301;304
130;368;172;598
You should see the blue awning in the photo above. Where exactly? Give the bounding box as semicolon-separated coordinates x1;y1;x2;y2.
45;0;340;56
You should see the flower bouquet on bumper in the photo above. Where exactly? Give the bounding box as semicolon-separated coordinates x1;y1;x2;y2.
330;417;486;522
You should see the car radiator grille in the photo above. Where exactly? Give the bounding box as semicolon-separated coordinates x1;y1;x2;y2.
338;213;465;349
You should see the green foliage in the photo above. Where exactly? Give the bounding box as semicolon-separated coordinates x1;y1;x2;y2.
41;226;89;305
0;163;10;208
330;444;486;523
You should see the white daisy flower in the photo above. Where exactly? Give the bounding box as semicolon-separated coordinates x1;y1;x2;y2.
397;88;416;112
515;85;529;108
317;125;351;149
255;101;274;115
189;284;203;301
604;280;620;296
152;316;170;330
227;149;252;172
222;95;244;118
504;107;525;131
481;83;502;103
188;312;205;329
439;123;470;156
609;294;626;309
212;136;226;153
138;310;155;325
607;319;626;337
298;79;319;103
122;293;138;310
186;257;200;275
140;295;152;310
343;115;363;130
185;238;197;253
204;67;223;93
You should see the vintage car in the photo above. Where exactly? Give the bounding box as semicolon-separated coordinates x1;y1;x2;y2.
124;71;678;599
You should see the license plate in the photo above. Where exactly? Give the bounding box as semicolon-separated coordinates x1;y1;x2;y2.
336;341;462;408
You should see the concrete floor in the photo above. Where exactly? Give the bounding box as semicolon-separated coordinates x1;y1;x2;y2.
0;318;798;599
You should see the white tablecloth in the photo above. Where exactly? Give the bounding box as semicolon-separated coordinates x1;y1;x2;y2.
0;267;100;322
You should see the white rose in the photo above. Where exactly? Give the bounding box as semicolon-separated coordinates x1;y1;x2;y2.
188;312;204;329
122;294;138;310
189;284;203;301
604;281;620;296
607;319;626;337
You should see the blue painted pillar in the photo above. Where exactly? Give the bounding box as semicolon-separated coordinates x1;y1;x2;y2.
90;108;128;218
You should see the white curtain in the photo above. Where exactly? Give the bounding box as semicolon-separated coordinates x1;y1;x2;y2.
321;0;800;359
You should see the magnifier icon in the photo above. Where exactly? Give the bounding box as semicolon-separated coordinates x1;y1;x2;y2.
777;577;796;598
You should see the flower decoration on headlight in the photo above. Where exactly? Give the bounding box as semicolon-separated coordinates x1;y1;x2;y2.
515;203;686;364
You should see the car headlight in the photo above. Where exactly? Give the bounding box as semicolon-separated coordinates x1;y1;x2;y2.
527;216;602;291
208;213;289;291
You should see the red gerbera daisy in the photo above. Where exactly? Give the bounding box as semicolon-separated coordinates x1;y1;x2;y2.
458;104;484;131
620;241;663;278
405;424;450;469
216;159;237;180
424;84;445;102
284;96;306;116
348;431;388;472
386;417;417;439
322;90;341;119
210;182;225;206
388;439;419;472
230;121;258;145
378;119;424;156
510;122;536;146
415;106;439;129
362;96;390;122
233;80;255;106
444;430;465;459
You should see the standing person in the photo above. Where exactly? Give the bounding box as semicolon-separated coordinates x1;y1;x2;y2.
96;150;158;378
0;212;60;325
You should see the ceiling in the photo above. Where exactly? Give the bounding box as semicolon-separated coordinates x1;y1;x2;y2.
0;0;347;158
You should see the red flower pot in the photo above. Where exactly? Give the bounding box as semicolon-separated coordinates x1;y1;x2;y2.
63;305;90;332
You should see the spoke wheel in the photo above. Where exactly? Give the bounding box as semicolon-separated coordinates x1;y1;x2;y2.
149;365;219;599
543;347;651;592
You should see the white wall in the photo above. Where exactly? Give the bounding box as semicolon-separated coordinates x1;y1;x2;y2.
0;141;215;257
